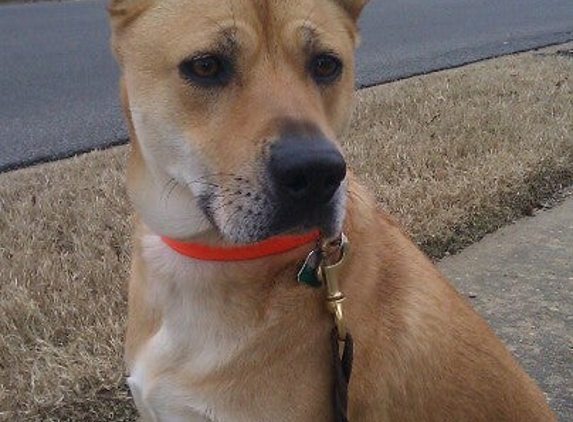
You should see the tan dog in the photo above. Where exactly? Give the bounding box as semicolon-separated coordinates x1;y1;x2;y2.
109;1;557;421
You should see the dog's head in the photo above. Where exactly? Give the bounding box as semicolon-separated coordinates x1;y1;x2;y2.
110;0;368;243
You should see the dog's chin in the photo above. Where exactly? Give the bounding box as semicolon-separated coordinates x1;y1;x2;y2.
206;188;347;245
269;203;343;240
215;217;337;246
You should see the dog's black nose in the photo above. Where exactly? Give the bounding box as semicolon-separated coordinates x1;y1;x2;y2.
270;132;346;204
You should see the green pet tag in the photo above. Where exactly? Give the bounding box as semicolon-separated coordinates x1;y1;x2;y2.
297;249;322;288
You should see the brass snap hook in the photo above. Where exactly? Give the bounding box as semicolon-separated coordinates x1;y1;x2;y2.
318;234;350;344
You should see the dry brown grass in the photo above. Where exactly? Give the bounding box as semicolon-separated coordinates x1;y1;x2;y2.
0;153;134;421
0;49;571;421
345;48;573;256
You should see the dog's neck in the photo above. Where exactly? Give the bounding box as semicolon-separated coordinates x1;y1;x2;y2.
133;225;322;364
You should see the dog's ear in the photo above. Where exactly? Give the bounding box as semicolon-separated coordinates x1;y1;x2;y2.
108;0;154;62
108;0;153;30
336;0;370;20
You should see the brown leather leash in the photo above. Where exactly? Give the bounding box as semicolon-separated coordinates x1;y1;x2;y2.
298;234;353;422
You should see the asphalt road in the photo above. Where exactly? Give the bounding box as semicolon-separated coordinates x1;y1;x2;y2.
1;0;572;172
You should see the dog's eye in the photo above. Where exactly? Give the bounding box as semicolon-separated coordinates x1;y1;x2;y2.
179;54;231;87
310;54;343;84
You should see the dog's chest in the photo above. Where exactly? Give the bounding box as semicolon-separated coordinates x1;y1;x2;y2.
126;321;285;422
128;347;216;422
128;235;332;422
128;236;268;422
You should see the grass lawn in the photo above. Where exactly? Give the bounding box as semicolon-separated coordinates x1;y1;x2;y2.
0;46;571;421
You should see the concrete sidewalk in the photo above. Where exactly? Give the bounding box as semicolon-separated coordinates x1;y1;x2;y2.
439;195;572;421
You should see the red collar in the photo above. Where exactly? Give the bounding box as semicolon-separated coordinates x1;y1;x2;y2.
161;230;320;262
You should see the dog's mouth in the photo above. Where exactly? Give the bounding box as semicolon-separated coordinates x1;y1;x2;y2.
266;180;347;240
195;177;347;245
